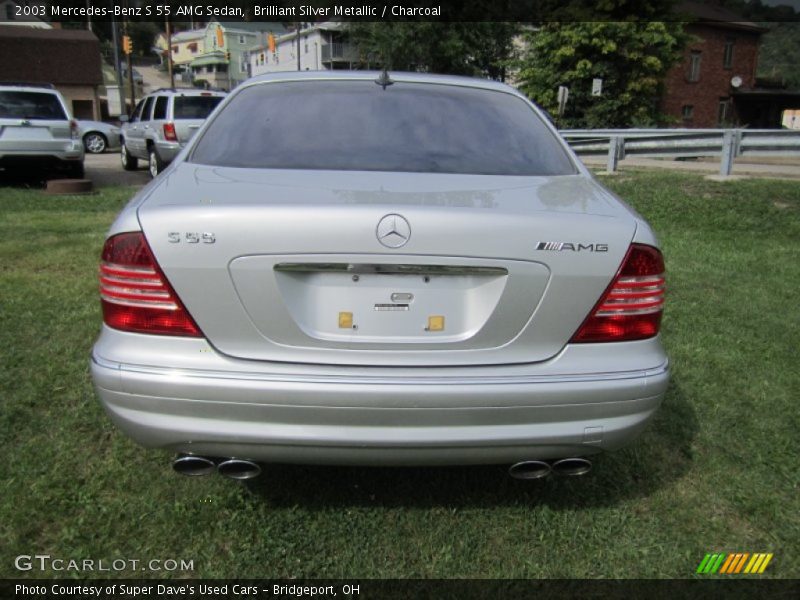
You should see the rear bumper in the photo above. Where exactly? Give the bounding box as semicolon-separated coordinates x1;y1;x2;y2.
0;149;83;168
154;140;181;162
90;332;670;466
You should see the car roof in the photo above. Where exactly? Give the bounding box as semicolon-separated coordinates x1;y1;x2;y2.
0;84;60;93
243;71;523;97
146;88;226;97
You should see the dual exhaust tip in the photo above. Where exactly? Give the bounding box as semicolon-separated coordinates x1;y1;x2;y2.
174;455;591;481
172;455;261;480
508;457;592;480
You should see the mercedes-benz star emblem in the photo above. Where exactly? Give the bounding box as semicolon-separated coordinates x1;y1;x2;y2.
376;214;411;248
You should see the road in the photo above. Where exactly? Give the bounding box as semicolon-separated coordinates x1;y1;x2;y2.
138;64;194;94
85;151;150;187
581;154;800;180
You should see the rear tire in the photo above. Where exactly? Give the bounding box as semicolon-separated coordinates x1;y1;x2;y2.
148;147;165;178
121;143;138;171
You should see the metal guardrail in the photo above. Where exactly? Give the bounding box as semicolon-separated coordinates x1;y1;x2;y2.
560;128;800;176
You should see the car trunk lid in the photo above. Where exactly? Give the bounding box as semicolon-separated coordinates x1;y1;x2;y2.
137;164;637;366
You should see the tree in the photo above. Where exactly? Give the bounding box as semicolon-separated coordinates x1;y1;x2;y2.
347;23;520;81
517;21;687;128
757;22;800;89
127;21;160;59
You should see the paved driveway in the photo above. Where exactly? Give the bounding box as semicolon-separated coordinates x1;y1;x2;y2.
85;152;149;187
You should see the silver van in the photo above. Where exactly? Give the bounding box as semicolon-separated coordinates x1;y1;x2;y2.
120;88;225;178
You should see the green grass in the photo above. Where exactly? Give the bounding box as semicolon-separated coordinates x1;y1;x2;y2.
1;172;798;579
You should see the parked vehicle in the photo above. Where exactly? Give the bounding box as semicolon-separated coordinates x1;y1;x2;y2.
78;120;121;154
119;88;225;178
120;66;144;86
91;72;668;481
0;84;84;178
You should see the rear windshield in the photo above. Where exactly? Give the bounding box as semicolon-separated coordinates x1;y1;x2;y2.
0;91;67;120
173;96;223;119
189;81;576;176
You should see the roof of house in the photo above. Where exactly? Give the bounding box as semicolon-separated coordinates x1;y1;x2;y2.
677;1;768;34
190;51;227;68
0;26;102;85
212;20;288;36
171;29;206;43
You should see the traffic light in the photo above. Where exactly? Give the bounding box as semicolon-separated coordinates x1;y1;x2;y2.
122;35;133;55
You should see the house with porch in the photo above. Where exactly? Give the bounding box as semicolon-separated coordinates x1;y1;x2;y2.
189;20;286;90
249;22;358;77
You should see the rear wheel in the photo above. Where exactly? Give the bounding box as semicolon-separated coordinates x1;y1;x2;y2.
83;132;107;154
121;143;138;171
148;147;165;178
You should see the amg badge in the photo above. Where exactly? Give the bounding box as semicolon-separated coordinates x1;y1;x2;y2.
535;242;608;252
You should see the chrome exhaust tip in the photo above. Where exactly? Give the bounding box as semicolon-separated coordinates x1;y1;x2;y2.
551;457;592;476
508;460;552;480
217;459;262;480
172;454;216;477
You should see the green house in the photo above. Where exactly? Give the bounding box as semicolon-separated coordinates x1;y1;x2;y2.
190;20;286;91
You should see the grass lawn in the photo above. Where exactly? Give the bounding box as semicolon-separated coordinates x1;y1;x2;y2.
1;171;798;579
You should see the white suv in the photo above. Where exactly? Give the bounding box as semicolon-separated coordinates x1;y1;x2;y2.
120;88;225;178
0;84;84;179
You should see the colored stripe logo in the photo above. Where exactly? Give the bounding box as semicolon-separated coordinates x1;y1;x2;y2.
696;553;773;574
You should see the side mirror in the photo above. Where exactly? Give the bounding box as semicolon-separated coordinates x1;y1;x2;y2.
119;114;129;123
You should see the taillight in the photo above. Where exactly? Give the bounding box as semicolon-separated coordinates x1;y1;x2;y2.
69;119;79;140
163;122;178;142
99;232;202;337
571;244;665;343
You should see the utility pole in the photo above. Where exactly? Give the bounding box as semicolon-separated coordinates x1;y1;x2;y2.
166;16;174;88
111;18;125;115
296;22;301;71
123;0;135;110
125;19;135;109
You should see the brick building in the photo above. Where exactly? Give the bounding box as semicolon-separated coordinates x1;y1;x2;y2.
662;3;765;128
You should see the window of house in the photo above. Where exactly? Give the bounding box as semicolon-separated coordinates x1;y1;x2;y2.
688;51;702;82
240;56;247;73
304;37;309;54
188;43;198;54
239;35;245;44
681;105;694;121
723;38;735;69
172;46;178;54
718;98;732;125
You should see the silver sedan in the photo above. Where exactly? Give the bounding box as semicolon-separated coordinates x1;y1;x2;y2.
78;120;121;154
90;72;669;481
